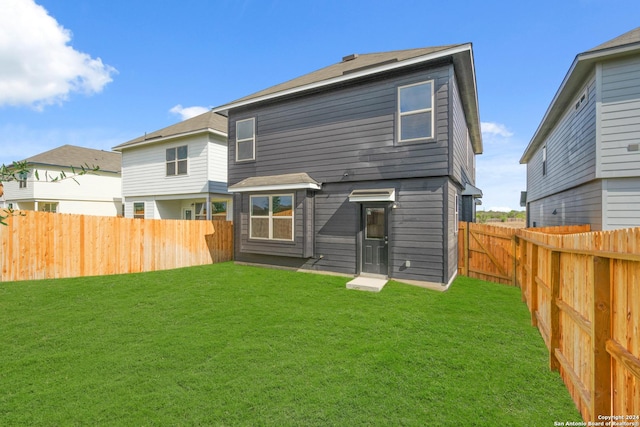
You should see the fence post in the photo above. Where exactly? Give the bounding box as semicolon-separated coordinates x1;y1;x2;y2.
549;250;561;371
464;222;470;277
530;244;539;327
512;235;518;286
591;256;611;420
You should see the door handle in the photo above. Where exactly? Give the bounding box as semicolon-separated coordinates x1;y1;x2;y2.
384;236;388;245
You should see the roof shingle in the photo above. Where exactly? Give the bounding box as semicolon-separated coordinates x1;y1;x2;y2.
113;110;227;150
23;144;121;173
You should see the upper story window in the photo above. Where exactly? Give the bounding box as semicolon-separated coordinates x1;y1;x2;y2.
398;81;434;142
166;145;188;176
542;145;547;176
250;194;293;241
236;118;255;162
17;170;28;188
575;88;588;111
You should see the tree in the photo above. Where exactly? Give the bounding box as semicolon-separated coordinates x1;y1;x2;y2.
0;160;100;225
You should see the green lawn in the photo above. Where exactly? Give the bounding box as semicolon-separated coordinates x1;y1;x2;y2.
0;263;579;426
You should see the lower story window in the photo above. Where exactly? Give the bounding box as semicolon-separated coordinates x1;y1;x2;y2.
212;201;227;218
250;194;293;241
133;202;145;219
39;202;57;213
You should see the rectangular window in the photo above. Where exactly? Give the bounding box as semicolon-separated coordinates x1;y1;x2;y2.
398;81;434;142
365;207;385;240
236;118;255;161
195;202;207;220
212;201;228;218
18;178;27;188
250;194;293;241
133;202;145;219
542;145;547;176
39;202;57;213
166;145;188;176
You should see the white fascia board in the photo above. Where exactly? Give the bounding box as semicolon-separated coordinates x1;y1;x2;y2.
113;128;227;152
213;44;472;114
228;182;321;193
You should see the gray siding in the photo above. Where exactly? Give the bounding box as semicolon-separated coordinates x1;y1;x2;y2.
229;60;478;285
445;180;459;283
527;180;602;230
603;177;640;230
228;64;453;186
527;73;597;202
389;178;447;283
451;70;475;185
235;177;451;284
599;56;640;178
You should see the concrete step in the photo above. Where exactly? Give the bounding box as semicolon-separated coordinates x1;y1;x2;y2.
346;276;388;292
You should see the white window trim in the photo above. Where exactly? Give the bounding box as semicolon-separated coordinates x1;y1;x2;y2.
236;118;256;162
249;193;294;241
166;145;188;177
397;80;435;143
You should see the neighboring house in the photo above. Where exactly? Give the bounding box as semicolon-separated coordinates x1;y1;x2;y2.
2;144;122;216
112;111;232;221
214;44;482;288
520;27;640;230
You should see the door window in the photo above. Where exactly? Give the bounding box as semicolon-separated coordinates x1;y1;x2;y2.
365;207;385;240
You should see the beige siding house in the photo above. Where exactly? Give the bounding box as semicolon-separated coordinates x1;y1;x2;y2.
2;145;122;216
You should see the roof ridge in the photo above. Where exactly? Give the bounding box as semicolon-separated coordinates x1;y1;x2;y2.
218;44;469;109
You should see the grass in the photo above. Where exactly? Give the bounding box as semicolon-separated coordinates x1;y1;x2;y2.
0;262;580;426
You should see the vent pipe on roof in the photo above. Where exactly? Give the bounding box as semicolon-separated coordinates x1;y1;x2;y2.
342;53;358;62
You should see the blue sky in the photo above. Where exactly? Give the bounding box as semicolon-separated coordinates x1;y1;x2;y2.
1;0;639;211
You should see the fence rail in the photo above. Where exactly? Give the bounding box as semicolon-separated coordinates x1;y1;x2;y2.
0;210;233;282
459;222;640;421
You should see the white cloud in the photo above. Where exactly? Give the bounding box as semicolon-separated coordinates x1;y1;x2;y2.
169;105;209;120
0;0;116;109
481;122;514;138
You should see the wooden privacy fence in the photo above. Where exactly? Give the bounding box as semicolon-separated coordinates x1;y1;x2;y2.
457;222;590;285
517;227;640;422
0;210;233;282
459;222;640;421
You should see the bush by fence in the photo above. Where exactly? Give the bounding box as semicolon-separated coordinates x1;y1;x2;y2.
459;222;640;421
0;210;233;282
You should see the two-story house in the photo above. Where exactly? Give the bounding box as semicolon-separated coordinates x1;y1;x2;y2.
2;144;122;216
113;111;232;221
214;44;482;289
521;27;640;230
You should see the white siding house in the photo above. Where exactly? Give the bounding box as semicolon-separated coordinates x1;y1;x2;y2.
112;111;232;221
2;145;122;216
521;27;640;231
